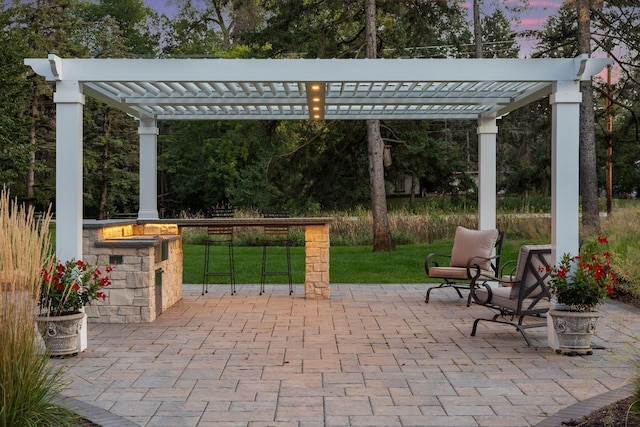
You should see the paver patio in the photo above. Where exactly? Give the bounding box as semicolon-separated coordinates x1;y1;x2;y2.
50;284;640;426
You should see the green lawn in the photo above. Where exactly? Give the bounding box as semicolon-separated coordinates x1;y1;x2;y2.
183;240;526;285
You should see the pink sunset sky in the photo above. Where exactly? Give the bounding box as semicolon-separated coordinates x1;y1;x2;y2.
461;0;564;57
145;0;564;58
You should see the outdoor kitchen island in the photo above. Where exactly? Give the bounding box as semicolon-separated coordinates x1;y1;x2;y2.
82;217;332;324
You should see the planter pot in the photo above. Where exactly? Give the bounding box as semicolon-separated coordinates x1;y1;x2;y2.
35;311;85;356
549;309;600;356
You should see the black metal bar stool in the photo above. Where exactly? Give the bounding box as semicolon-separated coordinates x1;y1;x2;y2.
260;210;293;295
202;208;235;295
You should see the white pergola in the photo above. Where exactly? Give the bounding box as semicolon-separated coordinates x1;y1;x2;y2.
25;53;609;272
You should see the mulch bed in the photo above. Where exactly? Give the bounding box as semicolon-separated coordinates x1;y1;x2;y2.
562;290;640;426
563;396;640;426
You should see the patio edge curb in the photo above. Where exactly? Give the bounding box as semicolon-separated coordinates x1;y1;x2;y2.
54;394;139;427
535;382;635;427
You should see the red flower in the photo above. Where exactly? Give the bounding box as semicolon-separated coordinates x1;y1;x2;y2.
547;236;616;311
557;267;567;278
40;258;114;316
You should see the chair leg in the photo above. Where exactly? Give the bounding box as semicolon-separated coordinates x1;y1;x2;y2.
260;244;267;295
260;242;293;295
425;282;459;303
286;244;292;295
471;316;541;346
228;242;235;295
425;283;446;303
471;318;481;336
202;242;211;295
203;240;235;296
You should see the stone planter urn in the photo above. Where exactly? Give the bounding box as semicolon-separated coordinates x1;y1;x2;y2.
549;309;600;356
36;311;85;356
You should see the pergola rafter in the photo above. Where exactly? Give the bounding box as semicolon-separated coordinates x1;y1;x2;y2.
27;55;604;122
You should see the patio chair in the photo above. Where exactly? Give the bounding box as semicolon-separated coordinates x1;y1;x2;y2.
260;210;293;295
424;226;503;306
202;207;236;296
470;244;552;346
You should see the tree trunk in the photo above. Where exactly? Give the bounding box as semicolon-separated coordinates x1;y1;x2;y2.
98;112;111;220
365;0;394;252
410;175;416;205
473;0;483;58
27;98;38;201
576;0;600;234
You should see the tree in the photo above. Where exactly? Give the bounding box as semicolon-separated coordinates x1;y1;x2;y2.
5;0;87;208
576;0;601;234
532;0;640;232
482;8;520;58
163;0;264;54
364;0;394;252
245;0;469;247
474;0;482;58
80;0;159;55
530;1;600;232
384;122;475;203
0;9;32;191
592;0;640;200
80;2;159;218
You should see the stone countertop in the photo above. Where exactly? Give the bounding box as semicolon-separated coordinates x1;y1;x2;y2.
82;218;333;229
94;235;179;247
145;217;334;227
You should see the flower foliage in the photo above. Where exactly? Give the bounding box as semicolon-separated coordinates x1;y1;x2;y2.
39;259;112;316
546;237;616;312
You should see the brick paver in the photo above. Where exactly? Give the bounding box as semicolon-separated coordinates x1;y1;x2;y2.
51;284;640;426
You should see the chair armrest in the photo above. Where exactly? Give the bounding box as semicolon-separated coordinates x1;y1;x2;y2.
424;253;452;274
465;254;500;278
499;260;517;278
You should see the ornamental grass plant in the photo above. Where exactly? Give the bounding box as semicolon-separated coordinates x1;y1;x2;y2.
0;188;79;426
600;204;640;301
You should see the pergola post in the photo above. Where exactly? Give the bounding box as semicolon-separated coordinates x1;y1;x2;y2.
54;80;85;261
547;80;582;350
138;117;159;220
477;116;498;231
54;79;87;352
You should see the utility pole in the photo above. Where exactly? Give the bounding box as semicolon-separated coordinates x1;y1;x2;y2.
606;59;613;214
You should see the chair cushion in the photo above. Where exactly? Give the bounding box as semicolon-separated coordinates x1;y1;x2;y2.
429;266;494;280
475;285;550;312
450;227;499;271
509;245;552;299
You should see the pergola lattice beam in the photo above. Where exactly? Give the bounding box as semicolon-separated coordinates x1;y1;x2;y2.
25;54;610;122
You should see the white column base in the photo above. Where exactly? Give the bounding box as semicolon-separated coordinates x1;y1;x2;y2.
137;209;159;220
77;311;87;352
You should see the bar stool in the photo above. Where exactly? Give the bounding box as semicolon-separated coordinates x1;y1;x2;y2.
260;210;293;295
202;208;235;295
